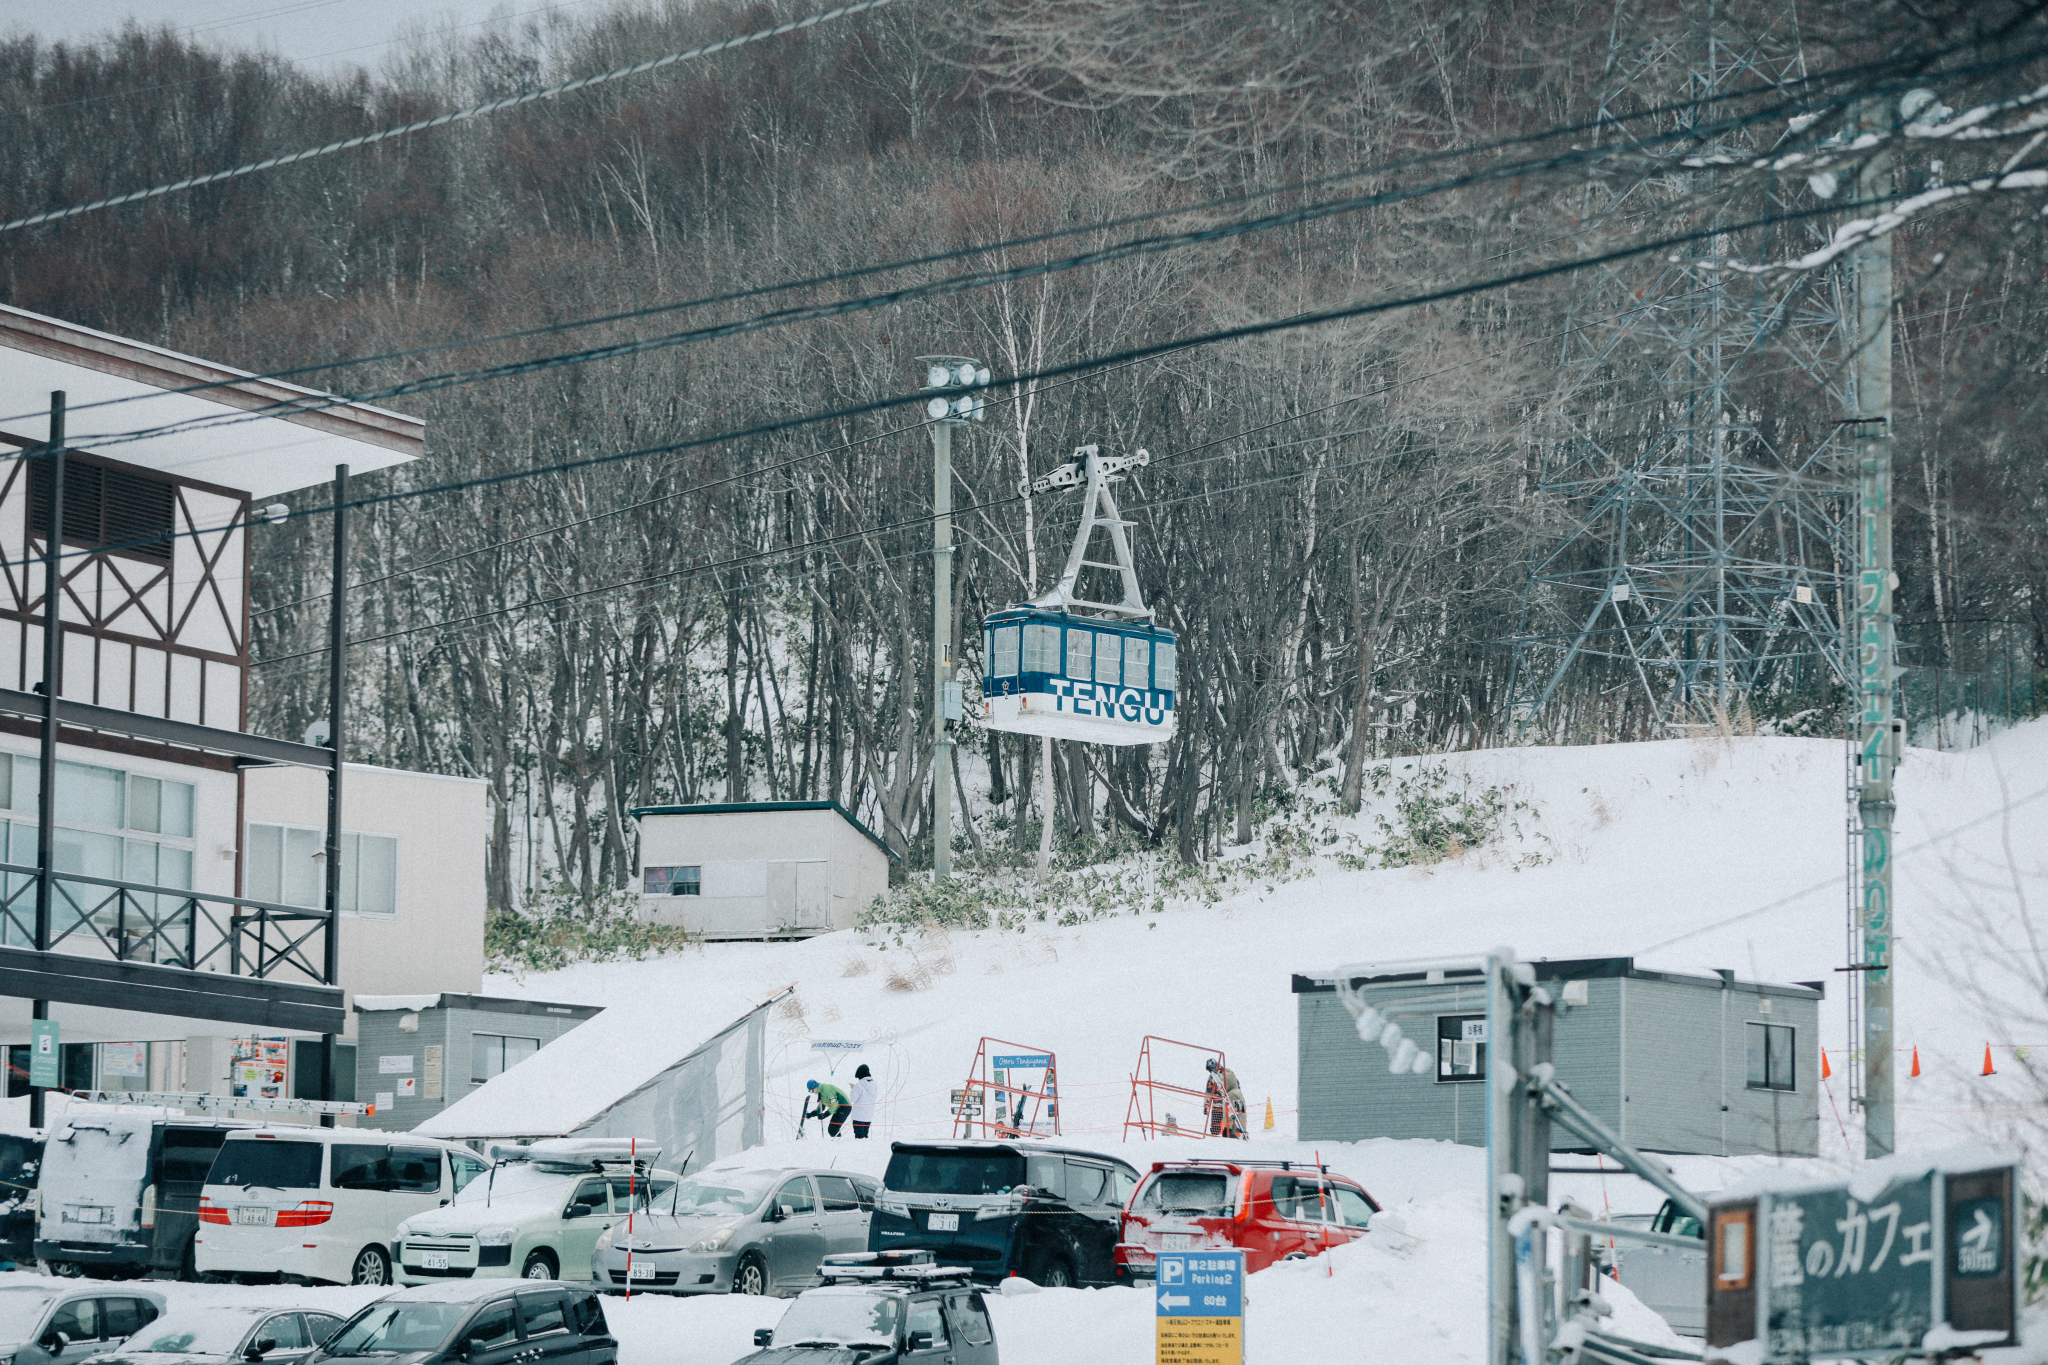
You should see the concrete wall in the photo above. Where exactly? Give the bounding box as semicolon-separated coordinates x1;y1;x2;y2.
243;762;489;1036
1297;968;1819;1157
635;805;890;938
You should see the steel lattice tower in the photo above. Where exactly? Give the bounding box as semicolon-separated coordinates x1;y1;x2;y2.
1506;3;1858;734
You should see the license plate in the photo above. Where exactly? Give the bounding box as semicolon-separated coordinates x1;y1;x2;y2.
235;1206;270;1226
630;1263;657;1280
1161;1234;1192;1251
928;1213;959;1232
69;1206;111;1224
422;1252;449;1270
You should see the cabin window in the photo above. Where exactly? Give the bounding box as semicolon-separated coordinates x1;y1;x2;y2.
1064;630;1093;680
1124;636;1151;687
1023;624;1060;673
644;865;701;896
471;1033;540;1084
1093;633;1121;685
990;627;1020;678
1156;641;1177;689
1746;1022;1795;1091
1435;1014;1487;1082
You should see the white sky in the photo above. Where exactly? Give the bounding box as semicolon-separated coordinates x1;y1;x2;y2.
0;0;603;75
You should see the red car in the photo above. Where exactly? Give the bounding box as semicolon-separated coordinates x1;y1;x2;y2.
1113;1159;1379;1282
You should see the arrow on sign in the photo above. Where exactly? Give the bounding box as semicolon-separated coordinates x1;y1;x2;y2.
1158;1292;1190;1311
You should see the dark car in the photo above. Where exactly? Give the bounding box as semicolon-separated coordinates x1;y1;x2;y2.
731;1252;997;1364
0;1130;43;1269
305;1280;615;1365
867;1142;1138;1287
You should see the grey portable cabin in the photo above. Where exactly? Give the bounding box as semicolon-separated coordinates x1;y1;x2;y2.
1295;957;1823;1157
353;993;603;1132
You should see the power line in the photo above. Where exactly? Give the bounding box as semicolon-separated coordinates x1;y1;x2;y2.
0;0;902;234
18;24;2034;438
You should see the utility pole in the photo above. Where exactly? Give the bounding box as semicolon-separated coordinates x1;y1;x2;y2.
1851;97;1898;1159
918;357;987;879
321;465;349;1127
31;392;64;1131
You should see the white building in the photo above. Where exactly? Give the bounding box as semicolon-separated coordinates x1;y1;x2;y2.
0;303;484;1118
630;801;894;939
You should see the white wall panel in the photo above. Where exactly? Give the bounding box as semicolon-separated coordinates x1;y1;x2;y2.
168;652;202;725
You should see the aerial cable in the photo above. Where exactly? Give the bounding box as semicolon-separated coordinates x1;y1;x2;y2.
20;25;2045;440
0;190;1897;580
0;0;902;234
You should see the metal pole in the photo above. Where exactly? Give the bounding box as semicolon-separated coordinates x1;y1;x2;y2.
1852;100;1897;1159
320;465;348;1126
1487;954;1516;1365
31;392;64;1131
1036;738;1053;881
931;422;954;879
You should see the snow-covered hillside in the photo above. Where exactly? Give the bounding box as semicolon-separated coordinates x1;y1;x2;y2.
446;723;2048;1363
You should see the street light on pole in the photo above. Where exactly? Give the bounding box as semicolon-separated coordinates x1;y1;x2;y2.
918;355;988;879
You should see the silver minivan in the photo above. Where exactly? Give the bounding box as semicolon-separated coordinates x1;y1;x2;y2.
587;1167;879;1297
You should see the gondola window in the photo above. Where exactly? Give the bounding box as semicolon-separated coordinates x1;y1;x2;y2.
1023;623;1060;673
1124;636;1151;687
991;627;1019;678
1093;633;1121;685
1065;630;1093;680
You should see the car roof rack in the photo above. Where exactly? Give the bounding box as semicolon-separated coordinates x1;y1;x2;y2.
817;1250;975;1285
1150;1158;1331;1173
486;1138;663;1172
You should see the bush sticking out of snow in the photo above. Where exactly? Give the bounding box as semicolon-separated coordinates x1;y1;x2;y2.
485;879;700;973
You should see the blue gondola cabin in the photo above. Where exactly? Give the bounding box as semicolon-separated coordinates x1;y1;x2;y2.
979;607;1177;745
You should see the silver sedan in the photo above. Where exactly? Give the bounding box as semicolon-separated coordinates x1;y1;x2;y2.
589;1168;878;1297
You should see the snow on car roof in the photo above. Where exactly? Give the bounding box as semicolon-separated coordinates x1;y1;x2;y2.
385;1280;536;1304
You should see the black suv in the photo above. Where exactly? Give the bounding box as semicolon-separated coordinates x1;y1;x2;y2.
734;1252;998;1363
307;1281;616;1365
868;1141;1138;1287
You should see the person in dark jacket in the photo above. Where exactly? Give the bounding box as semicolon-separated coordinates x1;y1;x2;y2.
806;1078;852;1136
1204;1058;1246;1139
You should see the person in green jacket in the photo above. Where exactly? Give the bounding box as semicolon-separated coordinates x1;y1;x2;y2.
806;1078;852;1136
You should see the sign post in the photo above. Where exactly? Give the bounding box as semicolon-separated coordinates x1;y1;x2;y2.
1154;1249;1244;1365
1707;1162;2017;1360
28;1018;58;1090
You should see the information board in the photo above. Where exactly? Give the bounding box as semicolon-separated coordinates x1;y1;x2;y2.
1155;1250;1244;1365
28;1020;58;1088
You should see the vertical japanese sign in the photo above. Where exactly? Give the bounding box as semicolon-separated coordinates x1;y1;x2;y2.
28;1019;58;1088
1155;1249;1244;1365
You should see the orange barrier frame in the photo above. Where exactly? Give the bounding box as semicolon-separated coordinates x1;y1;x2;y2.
1123;1034;1230;1140
952;1036;1060;1139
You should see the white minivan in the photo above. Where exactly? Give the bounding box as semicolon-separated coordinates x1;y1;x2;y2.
193;1128;488;1286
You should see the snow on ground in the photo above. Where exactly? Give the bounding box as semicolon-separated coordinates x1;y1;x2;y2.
449;723;2048;1362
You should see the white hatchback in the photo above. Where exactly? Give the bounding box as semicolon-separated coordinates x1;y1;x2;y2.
193;1129;489;1286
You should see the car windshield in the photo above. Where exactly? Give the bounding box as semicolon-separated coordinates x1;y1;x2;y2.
883;1150;1025;1196
209;1140;323;1190
322;1304;468;1355
128;1312;264;1354
447;1163;584;1209
0;1289;57;1340
1138;1173;1233;1215
661;1179;767;1215
770;1294;901;1349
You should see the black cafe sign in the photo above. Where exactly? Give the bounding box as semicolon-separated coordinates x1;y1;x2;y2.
1707;1164;2016;1361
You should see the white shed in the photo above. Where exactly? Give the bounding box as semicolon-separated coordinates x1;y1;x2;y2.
628;801;894;940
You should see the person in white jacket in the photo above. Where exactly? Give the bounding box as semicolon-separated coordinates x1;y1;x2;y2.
848;1063;877;1139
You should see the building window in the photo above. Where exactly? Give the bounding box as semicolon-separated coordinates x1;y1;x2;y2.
29;455;176;565
643;865;700;896
1436;1014;1487;1082
471;1033;539;1085
0;755;196;948
1747;1022;1796;1091
292;1040;357;1103
245;824;398;916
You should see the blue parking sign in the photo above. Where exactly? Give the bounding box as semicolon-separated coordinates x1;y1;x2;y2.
1155;1250;1244;1317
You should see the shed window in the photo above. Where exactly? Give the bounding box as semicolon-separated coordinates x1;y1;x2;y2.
990;627;1020;678
472;1033;540;1084
1064;630;1093;681
643;865;700;896
1022;623;1060;673
1747;1022;1795;1091
1435;1014;1487;1082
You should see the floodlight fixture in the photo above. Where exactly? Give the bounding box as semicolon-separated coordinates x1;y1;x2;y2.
927;397;950;419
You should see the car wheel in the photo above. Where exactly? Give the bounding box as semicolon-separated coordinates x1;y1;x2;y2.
351;1245;393;1286
521;1249;558;1281
1280;1251;1310;1262
732;1253;768;1296
1033;1255;1077;1289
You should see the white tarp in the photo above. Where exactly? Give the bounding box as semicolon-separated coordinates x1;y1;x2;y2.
414;985;777;1170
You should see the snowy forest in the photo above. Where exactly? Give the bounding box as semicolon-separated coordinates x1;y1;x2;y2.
0;0;2042;909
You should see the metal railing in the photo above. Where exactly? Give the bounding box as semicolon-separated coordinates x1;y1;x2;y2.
0;861;329;982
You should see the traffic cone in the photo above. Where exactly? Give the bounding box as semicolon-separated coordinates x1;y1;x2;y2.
1820;1050;1831;1080
1263;1098;1275;1131
1982;1044;1996;1076
1911;1047;1921;1077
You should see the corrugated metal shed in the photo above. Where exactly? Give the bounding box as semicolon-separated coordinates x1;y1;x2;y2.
352;993;600;1132
1294;957;1823;1157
